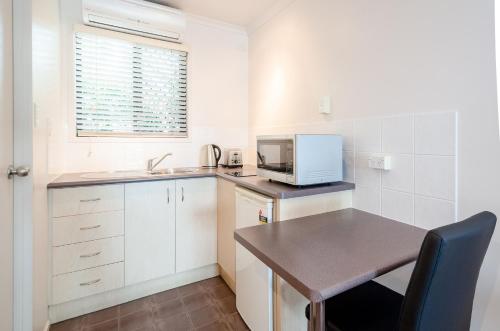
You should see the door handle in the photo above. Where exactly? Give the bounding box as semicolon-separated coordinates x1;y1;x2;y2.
7;166;30;179
182;187;184;202
167;188;170;204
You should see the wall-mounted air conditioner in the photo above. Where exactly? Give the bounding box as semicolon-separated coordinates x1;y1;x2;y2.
82;0;186;43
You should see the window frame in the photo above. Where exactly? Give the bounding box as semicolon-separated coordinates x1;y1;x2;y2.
69;24;190;140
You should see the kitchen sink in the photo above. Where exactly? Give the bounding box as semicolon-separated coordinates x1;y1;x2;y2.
80;168;200;179
149;168;200;175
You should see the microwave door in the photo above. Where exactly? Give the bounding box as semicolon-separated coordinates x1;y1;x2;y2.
257;140;293;175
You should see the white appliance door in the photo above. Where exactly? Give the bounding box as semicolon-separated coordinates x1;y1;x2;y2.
235;187;273;331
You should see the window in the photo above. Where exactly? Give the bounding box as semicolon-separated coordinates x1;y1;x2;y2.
75;31;188;137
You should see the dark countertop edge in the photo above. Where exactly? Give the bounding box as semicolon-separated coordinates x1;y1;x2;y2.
48;170;355;200
46;172;217;189
234;213;422;303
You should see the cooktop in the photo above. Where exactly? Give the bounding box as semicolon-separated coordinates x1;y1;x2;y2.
225;171;257;178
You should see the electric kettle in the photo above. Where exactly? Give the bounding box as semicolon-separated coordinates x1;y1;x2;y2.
204;144;222;168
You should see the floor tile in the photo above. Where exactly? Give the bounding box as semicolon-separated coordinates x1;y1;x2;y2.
120;297;152;317
154;298;185;320
196;320;230;331
84;306;119;326
216;295;237;315
50;317;83;331
155;312;193;331
181;292;211;312
152;288;179;305
50;277;243;331
227;313;250;331
210;284;232;300
84;319;118;331
177;283;204;297
119;309;155;331
188;305;220;328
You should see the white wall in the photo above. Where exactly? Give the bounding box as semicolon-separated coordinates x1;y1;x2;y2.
33;0;61;329
249;0;500;330
48;0;249;174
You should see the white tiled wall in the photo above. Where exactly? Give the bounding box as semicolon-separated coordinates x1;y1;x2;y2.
344;112;457;230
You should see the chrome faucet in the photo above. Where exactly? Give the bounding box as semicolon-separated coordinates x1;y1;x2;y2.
147;153;173;173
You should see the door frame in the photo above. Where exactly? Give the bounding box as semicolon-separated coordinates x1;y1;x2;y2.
13;0;33;330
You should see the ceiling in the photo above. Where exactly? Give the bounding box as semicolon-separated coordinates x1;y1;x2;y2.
149;0;294;28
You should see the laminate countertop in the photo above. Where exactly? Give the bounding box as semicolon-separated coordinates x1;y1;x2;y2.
47;166;355;200
234;208;427;302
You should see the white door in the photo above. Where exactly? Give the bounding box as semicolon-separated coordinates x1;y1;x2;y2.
176;177;217;273
0;1;14;330
124;181;176;285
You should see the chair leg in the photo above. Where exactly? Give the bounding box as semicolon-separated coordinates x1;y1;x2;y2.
308;301;325;331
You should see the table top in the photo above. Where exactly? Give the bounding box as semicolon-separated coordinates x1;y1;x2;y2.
234;208;427;303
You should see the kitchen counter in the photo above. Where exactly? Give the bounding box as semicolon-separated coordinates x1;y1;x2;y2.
47;166;355;199
234;208;427;302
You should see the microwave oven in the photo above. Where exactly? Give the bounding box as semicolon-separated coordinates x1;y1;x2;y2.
256;134;343;186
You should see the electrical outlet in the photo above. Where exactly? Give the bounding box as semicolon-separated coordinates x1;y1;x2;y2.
368;155;391;170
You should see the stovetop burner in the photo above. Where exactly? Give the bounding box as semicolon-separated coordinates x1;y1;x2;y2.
225;171;257;178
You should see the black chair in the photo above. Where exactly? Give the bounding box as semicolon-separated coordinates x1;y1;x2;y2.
305;211;497;331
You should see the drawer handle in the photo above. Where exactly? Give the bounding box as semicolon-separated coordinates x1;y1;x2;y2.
80;198;101;203
80;225;101;231
80;251;101;258
80;278;101;286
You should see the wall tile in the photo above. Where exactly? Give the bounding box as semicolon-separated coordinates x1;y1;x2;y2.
333;120;355;151
414;112;456;156
382;115;413;154
414;195;456;229
355;152;381;189
381;154;414;193
381;189;414;225
415;155;455;200
353;186;381;215
343;150;355;183
354;118;382;153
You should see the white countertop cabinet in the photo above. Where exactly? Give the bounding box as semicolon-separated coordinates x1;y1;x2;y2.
175;177;218;273
48;177;218;322
124;181;176;286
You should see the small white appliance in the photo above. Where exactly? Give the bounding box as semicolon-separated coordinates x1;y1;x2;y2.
235;187;273;331
82;0;186;43
256;134;343;186
201;144;222;168
227;149;243;168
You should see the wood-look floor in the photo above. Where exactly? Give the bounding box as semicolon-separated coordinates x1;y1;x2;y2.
50;277;249;331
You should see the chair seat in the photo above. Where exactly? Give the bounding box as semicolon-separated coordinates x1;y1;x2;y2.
305;281;404;331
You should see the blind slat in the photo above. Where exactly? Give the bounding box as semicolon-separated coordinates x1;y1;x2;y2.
75;31;188;137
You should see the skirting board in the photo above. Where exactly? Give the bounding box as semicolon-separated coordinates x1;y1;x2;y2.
49;264;219;323
219;265;235;293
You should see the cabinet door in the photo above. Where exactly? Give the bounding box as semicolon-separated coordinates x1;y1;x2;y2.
125;181;175;285
176;177;217;273
217;178;236;289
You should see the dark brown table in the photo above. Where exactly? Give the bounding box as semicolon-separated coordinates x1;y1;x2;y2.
234;208;427;331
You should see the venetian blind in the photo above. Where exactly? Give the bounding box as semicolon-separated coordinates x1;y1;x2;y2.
75;32;188;137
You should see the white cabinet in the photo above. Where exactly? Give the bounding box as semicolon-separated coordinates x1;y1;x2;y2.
217;178;236;291
176;177;217;273
125;181;176;285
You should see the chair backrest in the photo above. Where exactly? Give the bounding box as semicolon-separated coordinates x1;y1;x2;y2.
399;211;496;331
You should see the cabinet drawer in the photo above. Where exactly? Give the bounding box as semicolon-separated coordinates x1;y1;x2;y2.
51;262;124;305
52;211;124;246
51;185;124;218
52;237;124;275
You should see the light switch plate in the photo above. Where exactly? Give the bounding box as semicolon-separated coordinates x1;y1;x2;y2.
368;154;391;170
319;96;331;114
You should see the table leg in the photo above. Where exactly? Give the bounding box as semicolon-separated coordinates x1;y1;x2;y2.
308;301;325;331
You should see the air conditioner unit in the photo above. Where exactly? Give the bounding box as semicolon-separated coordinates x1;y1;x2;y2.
82;0;186;43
